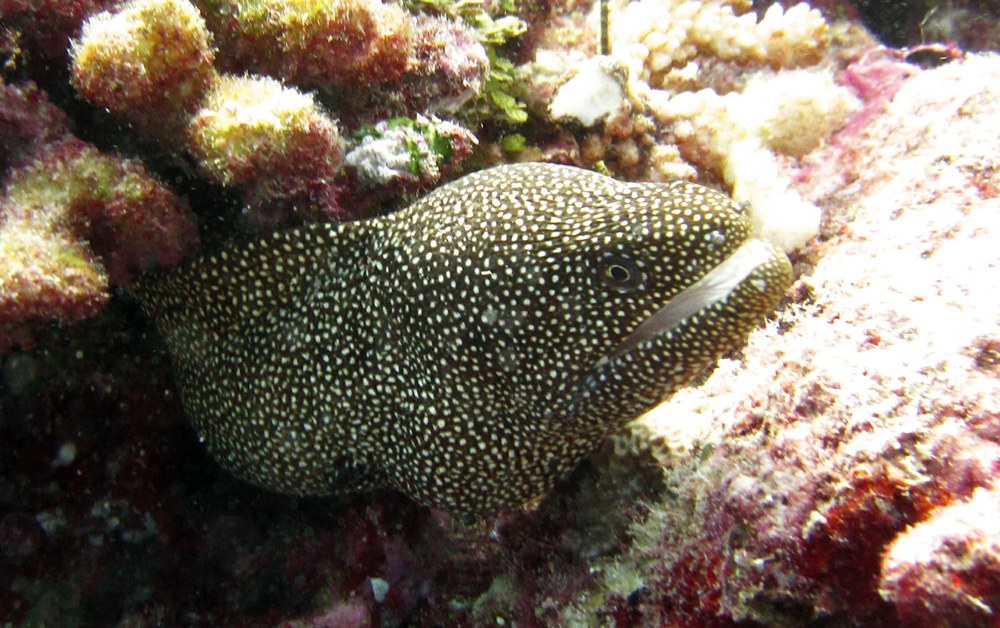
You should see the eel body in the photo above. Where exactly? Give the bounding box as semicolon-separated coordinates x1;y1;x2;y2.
135;163;793;516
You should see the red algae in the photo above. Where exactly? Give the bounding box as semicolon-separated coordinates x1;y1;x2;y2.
881;486;1000;626
0;81;196;352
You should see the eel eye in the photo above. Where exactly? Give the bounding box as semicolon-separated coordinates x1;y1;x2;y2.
598;254;642;293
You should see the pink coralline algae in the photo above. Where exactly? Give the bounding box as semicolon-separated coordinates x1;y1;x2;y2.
611;52;1000;625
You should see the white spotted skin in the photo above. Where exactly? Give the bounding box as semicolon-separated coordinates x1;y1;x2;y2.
135;163;792;516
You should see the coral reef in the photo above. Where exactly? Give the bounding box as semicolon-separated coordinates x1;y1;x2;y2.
1;0;998;624
69;0;351;227
65;0;488;227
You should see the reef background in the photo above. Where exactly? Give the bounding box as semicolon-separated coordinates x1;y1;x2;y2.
2;0;999;625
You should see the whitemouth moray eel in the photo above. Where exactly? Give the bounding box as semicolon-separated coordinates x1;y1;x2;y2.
135;163;792;516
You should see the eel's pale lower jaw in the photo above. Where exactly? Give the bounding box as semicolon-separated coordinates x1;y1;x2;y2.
594;238;784;369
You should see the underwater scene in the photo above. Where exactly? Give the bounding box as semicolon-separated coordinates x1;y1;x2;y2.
1;0;998;625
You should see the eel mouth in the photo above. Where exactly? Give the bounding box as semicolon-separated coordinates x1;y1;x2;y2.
593;237;786;369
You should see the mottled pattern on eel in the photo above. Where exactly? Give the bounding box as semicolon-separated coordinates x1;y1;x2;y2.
135;163;792;516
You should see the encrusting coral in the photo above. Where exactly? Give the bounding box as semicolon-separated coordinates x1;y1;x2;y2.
69;0;351;225
199;0;415;91
880;485;1000;624
195;0;492;115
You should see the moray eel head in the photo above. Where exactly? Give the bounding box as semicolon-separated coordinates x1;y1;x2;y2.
136;163;793;516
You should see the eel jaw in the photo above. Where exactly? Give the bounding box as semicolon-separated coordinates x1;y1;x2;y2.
593;238;785;370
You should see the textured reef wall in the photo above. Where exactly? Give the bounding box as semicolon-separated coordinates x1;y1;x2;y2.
1;0;998;625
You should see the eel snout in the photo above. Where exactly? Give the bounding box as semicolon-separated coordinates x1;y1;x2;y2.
596;237;791;368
